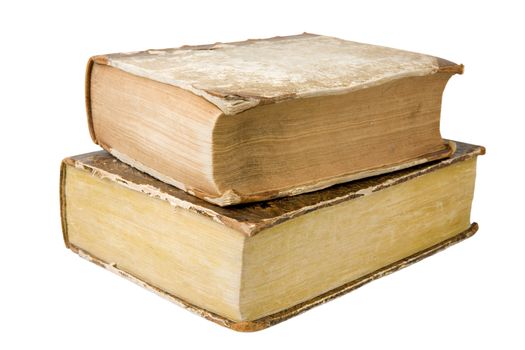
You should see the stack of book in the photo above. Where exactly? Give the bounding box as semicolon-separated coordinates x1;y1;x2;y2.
60;34;484;331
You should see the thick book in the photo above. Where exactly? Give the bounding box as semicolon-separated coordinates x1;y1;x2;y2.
60;141;484;331
86;33;463;206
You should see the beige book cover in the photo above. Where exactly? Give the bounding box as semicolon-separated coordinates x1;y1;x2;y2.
61;141;484;331
86;34;463;205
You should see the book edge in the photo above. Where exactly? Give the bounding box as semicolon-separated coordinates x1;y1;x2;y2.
66;223;478;332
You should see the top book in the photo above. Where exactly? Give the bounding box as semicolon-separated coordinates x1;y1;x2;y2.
86;33;462;206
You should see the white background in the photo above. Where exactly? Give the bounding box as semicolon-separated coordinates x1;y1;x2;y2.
1;0;523;348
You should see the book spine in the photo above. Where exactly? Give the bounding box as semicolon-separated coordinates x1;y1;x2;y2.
59;159;70;248
85;56;109;145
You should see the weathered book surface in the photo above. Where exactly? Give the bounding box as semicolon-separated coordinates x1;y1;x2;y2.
61;141;484;331
86;33;463;206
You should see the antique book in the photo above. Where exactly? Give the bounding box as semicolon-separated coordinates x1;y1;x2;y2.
60;141;484;331
86;33;463;206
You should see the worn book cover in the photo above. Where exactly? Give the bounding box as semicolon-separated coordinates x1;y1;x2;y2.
61;141;484;331
86;33;463;205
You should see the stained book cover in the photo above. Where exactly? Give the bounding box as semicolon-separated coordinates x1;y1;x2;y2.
86;33;463;206
61;142;484;331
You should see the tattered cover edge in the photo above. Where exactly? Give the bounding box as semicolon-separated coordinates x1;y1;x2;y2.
84;33;464;122
94;139;456;207
60;142;485;237
66;223;478;332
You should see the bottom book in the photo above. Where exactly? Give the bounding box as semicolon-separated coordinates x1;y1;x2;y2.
60;141;484;331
